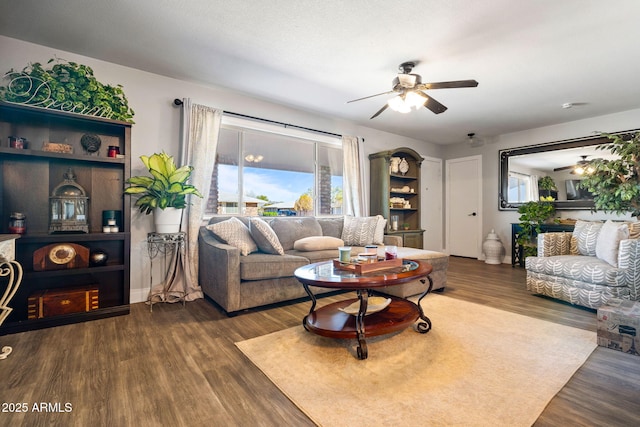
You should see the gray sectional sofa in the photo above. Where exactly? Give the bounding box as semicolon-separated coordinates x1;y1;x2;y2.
198;215;449;314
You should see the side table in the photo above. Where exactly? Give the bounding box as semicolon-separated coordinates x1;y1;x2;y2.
146;232;186;312
0;235;23;360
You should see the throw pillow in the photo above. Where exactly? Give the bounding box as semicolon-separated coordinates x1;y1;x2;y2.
572;220;604;256
341;216;379;246
206;217;257;256
626;221;640;239
249;217;285;255
595;220;630;267
293;236;345;251
373;215;387;245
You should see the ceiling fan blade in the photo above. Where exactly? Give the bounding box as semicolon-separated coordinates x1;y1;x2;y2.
370;104;389;119
553;165;575;172
417;80;479;90
347;90;397;103
415;91;448;114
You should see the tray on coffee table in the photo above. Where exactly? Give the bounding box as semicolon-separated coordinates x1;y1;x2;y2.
332;257;402;274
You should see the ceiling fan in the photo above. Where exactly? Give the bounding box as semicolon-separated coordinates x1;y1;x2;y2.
347;61;478;119
553;155;593;174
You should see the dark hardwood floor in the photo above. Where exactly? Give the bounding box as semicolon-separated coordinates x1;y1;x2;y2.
1;257;639;426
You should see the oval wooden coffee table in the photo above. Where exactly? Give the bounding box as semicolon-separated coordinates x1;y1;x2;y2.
294;259;433;360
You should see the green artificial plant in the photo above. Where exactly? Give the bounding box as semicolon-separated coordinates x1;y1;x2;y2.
124;152;202;214
579;132;640;217
0;57;135;123
516;198;556;257
538;176;557;191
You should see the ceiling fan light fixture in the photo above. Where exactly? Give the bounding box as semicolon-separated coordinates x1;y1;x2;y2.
244;154;264;163
388;91;425;113
405;91;427;108
388;95;411;113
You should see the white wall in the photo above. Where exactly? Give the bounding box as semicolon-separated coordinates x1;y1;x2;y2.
442;109;640;263
1;35;442;302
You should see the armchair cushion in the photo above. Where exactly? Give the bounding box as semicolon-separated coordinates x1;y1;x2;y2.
572;220;604;256
596;220;630;267
537;232;572;257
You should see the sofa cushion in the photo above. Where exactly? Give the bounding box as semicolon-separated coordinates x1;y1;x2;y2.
249;217;285;255
239;253;309;281
318;217;344;239
596;220;630;267
525;255;625;287
286;249;341;263
206;217;257;256
572;220;603;256
341;216;380;246
293;236;344;251
269;217;323;251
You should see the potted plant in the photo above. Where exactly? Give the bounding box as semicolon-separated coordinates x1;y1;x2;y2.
402;223;410;230
538;176;558;199
579;132;640;217
516;198;556;258
124;152;203;233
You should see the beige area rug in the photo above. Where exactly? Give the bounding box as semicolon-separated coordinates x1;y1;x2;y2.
236;295;596;427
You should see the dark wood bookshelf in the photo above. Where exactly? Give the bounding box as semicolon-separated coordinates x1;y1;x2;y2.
0;102;131;334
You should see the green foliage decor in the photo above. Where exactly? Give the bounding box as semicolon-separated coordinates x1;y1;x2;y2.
0;58;135;123
579;132;640;217
517;199;556;257
124;152;203;214
538;176;557;191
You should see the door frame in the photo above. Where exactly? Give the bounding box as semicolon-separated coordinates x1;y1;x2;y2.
445;155;483;258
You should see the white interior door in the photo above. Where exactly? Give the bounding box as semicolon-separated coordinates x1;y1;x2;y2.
420;156;443;251
446;155;482;258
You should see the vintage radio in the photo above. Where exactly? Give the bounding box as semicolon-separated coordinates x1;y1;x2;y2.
28;286;99;320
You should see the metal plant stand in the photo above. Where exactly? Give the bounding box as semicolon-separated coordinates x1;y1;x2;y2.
146;232;187;312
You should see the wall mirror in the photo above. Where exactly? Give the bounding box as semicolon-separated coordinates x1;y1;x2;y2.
498;132;625;210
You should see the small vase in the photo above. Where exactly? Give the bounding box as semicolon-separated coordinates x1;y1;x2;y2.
399;158;409;176
154;207;183;233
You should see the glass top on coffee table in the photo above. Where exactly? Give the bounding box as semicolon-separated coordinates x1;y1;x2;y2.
294;259;429;289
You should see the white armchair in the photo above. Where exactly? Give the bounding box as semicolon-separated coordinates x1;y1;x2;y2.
525;220;640;309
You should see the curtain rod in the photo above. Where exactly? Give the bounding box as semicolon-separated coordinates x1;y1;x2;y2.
173;98;343;139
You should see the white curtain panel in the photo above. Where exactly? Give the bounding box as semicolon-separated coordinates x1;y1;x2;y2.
342;135;366;217
179;100;222;301
529;174;539;202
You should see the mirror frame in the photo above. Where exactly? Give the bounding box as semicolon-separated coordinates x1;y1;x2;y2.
498;133;610;210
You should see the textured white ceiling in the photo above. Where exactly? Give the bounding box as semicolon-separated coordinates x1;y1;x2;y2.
1;0;640;144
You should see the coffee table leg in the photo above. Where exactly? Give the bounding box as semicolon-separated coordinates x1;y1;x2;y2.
355;290;369;360
414;275;433;333
302;283;317;331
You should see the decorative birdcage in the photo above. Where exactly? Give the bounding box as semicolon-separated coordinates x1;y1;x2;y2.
49;168;89;233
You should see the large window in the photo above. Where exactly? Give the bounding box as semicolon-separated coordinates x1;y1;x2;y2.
207;120;343;217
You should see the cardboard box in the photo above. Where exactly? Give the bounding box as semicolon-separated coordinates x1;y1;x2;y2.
28;286;99;320
597;298;640;356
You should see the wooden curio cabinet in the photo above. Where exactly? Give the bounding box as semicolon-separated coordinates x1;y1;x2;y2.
0;102;131;334
369;147;424;248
